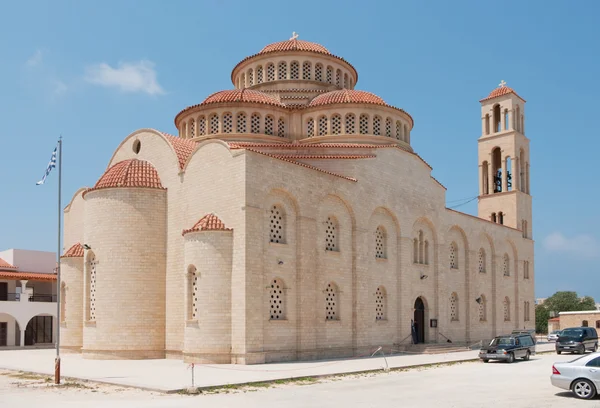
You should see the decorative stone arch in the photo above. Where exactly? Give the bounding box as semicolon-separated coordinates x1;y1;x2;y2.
505;238;519;278
290;61;300;80
264;187;300;246
368;206;401;260
324;281;340;320
221;112;233;134
24;313;56;346
447;225;469;271
411;217;437;266
267;277;287;320
182;139;233;173
413;295;429;344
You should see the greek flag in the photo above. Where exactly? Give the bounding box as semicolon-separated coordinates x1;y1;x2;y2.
36;145;57;185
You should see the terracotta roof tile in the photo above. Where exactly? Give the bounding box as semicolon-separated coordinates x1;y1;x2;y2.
228;142;398;149
274;154;376;160
182;214;232;236
0;258;17;269
61;243;84;258
161;133;198;169
260;39;331;55
480;85;525;102
85;159;165;196
0;271;57;281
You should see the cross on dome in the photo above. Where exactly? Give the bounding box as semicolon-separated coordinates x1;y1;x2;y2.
499;80;507;88
290;31;299;40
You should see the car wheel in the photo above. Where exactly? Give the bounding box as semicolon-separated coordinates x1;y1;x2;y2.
579;345;586;354
556;351;561;355
523;351;530;361
594;343;598;352
507;353;514;363
572;378;597;400
482;359;489;363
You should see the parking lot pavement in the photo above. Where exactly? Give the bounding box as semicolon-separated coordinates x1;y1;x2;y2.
1;352;599;408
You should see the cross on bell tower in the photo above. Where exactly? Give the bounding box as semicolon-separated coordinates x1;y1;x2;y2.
290;32;299;40
477;81;532;239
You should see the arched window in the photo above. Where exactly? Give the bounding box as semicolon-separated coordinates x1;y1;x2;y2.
336;69;342;86
290;61;299;79
60;282;66;323
187;265;198;320
373;116;381;136
524;261;529;279
503;254;510;276
240;73;246;88
315;63;323;81
325;282;339;320
325;216;339;252
375;226;386;259
385;118;392;137
209;113;219;134
236;112;247;133
515;106;521;131
222;113;233;133
482;161;489;195
306;118;315;137
345;113;356;134
198;116;207;136
277;61;287;80
302;61;312;80
485;114;490;135
424;240;429;265
318;115;328;136
396;120;403;140
267;63;275;82
256;65;263;84
264;115;274;135
522;219;528;238
524;301;530;322
87;253;97;321
504;109;509;130
343;73;349;88
413;238;418;263
247;68;254;86
277;117;285;138
269;278;285;320
188;119;196;138
331;114;341;135
503;297;510;321
269;204;285;244
375;286;386;320
251;113;261;134
359;114;369;134
491;212;497;223
450;292;459;321
498;211;504;225
596;320;600;329
478;295;486;322
326;66;333;83
449;242;458;269
583;320;589;327
404;125;409;143
418;230;424;264
493;104;501;133
478;248;486;273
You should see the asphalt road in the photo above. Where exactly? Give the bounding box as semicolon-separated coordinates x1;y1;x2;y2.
2;353;599;408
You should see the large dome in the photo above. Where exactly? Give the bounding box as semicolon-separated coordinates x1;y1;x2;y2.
259;39;331;55
86;159;164;195
309;89;387;107
201;89;285;107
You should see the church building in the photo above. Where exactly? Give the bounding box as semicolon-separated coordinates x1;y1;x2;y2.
60;34;534;364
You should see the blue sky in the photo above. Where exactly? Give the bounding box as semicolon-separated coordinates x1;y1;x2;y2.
1;1;598;301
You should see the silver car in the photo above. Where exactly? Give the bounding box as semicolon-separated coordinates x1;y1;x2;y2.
547;330;561;342
551;352;600;399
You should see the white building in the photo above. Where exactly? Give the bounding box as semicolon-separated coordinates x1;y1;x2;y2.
0;249;57;348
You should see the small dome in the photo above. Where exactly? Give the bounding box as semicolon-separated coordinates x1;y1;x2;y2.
182;214;232;236
87;159;164;195
201;89;285;107
309;89;386;107
259;39;331;55
480;83;525;102
62;243;84;258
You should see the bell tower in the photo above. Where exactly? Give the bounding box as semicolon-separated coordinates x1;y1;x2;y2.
477;81;532;238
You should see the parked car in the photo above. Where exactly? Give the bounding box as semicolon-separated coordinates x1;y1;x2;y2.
547;330;562;342
551;352;600;399
479;333;536;363
556;327;598;355
512;329;537;344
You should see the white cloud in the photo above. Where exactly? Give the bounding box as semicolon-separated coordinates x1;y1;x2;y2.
543;232;600;259
25;49;44;68
84;60;165;95
53;80;67;96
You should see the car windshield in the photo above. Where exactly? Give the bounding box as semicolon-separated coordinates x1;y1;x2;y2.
561;329;583;337
490;337;514;346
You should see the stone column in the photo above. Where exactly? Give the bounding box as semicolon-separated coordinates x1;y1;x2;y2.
513;157;520;192
501;156;508;193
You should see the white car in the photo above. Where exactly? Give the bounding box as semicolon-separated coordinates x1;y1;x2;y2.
547;330;561;342
551;352;600;399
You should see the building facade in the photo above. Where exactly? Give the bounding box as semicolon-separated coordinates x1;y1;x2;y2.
60;35;535;364
556;311;600;330
0;249;57;348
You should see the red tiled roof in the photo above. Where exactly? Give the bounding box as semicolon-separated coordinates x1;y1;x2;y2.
259;39;330;55
274;154;376;160
175;89;286;126
85;159;165;196
228;142;398;149
161;133;198;169
480;85;526;102
61;243;84;258
182;214;232;236
0;271;57;281
0;258;17;269
309;89;386;107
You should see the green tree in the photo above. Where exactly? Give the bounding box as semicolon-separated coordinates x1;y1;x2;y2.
535;304;550;334
579;296;597;310
536;291;596;333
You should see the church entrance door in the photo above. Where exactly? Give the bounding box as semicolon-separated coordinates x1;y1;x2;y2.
414;297;425;344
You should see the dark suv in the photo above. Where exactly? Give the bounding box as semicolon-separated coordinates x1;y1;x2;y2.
555;327;598;354
479;333;536;363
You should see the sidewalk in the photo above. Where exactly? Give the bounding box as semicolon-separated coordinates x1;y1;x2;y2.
0;342;556;392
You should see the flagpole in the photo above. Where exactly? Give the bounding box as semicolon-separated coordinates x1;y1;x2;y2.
55;136;62;385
